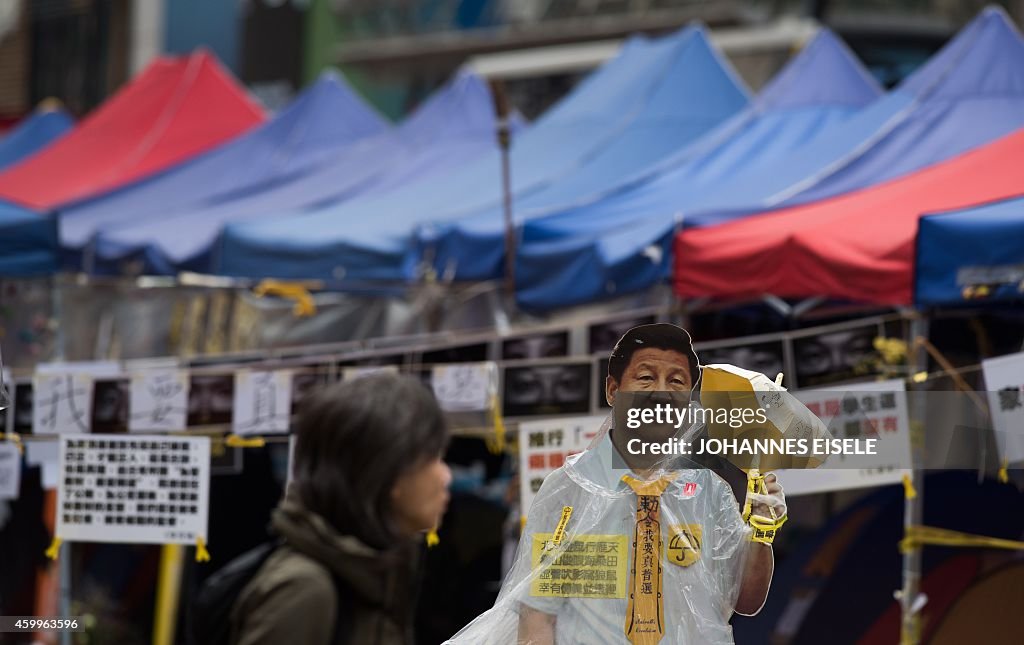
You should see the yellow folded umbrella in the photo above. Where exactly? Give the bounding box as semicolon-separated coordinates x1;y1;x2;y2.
700;364;831;471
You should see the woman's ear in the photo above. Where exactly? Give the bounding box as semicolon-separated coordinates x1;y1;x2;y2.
605;375;618;407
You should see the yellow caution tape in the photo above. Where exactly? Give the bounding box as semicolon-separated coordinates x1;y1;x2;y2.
901;473;917;499
253;280;317;317
900;525;1024;554
426;529;440;548
195;536;211;562
911;371;928;383
45;536;62;560
485;394;506;455
0;432;24;455
225;434;265;449
999;459;1009;484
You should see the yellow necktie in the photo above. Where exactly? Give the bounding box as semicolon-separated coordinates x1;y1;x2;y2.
622;473;678;645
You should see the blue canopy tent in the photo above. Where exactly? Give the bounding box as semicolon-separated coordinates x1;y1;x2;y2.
84;68;503;274
0;105;73;275
428;26;882;281
915;195;1024;306
0;202;57;275
215;24;751;282
0;105;73;171
512;6;1024;310
60;70;391;269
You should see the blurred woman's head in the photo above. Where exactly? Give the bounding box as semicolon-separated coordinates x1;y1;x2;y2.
290;373;451;549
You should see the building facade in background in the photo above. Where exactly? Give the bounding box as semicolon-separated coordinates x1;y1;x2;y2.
0;1;1020;125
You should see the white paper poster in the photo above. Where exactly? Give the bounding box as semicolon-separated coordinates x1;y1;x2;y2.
33;373;94;434
519;415;605;515
982;351;1024;464
26;440;59;490
56;435;211;545
233;370;292;435
432;363;495;412
129;369;190;432
0;442;20;500
780;379;912;496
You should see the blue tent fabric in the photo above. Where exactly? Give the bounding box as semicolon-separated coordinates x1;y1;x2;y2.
0;202;57;275
915;196;1024;306
59;70;390;263
419;27;754;280
0;106;73;171
86;69;502;274
786;6;1024;205
433;27;881;282
216;25;751;282
514;7;1024;310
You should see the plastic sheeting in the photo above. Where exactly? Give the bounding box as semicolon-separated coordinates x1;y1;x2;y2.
84;69;502;275
446;419;753;645
915;196;1024;306
674;126;1024;305
215;25;749;282
447;326;820;644
514;7;1024;310
0;51;264;210
60;70;389;263
0;105;73;171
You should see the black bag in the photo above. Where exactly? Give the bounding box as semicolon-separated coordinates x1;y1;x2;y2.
191;540;350;645
191;540;282;645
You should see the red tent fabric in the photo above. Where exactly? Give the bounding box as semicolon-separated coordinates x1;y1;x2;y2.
674;126;1024;305
0;51;264;210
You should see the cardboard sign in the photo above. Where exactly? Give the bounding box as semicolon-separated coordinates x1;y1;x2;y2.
519;415;604;514
982;352;1024;463
781;380;912;495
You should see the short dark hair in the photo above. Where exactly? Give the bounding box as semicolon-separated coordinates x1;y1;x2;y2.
607;323;700;385
290;373;448;549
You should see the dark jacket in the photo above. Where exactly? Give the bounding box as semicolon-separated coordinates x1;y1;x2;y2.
229;498;421;645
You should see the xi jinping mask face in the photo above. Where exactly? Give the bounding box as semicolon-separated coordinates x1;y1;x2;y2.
613;390;696;445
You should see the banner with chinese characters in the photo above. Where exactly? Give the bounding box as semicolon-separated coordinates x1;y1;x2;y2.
56;435;211;545
780;380;912;495
530;533;628;599
233;369;292;435
982;351;1024;464
519;415;605;514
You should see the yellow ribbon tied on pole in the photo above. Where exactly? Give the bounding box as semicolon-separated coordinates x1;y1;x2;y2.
426;529;440;547
45;536;62;560
253;280;317;317
195;536;211;562
225;434;265;449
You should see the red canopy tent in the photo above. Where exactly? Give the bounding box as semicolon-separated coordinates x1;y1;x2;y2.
674;126;1024;305
0;51;264;210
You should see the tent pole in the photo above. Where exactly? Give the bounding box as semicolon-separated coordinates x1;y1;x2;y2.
488;79;515;302
900;314;929;644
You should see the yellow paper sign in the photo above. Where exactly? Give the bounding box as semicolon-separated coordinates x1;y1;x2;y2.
531;533;628;599
666;524;702;567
